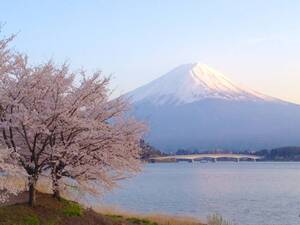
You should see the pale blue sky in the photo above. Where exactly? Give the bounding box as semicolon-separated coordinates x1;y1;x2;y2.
1;0;300;103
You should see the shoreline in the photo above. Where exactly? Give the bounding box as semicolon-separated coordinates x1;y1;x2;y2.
93;204;204;225
0;193;207;225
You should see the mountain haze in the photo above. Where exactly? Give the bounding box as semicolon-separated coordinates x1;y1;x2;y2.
127;63;300;152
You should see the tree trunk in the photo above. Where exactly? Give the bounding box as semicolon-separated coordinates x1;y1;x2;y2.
28;180;36;207
52;176;60;200
53;188;60;200
52;170;61;200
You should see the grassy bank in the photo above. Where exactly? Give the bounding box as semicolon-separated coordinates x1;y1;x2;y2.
99;208;204;225
0;193;205;225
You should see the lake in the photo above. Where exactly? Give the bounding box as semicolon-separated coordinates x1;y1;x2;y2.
101;162;300;225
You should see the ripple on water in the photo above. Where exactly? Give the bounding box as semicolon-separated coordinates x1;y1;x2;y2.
101;162;300;225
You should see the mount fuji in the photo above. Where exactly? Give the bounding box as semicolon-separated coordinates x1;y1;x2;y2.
127;63;300;152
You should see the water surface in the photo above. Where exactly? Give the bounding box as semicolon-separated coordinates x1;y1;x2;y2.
102;162;300;225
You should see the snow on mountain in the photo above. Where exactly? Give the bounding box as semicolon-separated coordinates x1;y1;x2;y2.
127;63;300;152
129;63;277;105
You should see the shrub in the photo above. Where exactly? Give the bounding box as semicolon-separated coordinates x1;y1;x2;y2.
63;201;83;217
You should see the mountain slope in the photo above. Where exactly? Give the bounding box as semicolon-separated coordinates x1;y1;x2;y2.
130;63;278;105
127;63;300;152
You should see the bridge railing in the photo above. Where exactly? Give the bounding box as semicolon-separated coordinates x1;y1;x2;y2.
149;154;263;163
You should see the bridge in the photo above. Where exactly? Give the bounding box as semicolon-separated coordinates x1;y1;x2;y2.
149;153;263;163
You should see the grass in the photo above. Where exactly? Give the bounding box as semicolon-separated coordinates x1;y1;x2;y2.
0;194;65;225
126;217;158;225
22;215;40;225
105;214;159;225
98;206;204;225
0;193;206;225
0;193;233;225
62;200;83;217
97;207;234;225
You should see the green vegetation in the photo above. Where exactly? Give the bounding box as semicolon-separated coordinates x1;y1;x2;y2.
105;214;159;225
62;201;83;217
0;193;206;225
256;146;300;161
22;215;40;225
0;194;67;225
104;214;124;220
140;140;167;161
126;217;158;225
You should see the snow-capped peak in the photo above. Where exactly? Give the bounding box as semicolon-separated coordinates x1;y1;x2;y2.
127;63;277;105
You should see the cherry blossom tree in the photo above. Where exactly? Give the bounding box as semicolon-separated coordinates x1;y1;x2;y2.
0;58;75;206
0;33;29;204
49;111;145;200
45;73;146;199
0;30;145;206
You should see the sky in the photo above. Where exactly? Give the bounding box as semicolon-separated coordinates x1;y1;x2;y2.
1;0;300;104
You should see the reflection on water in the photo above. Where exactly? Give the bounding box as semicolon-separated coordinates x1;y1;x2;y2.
101;162;300;225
